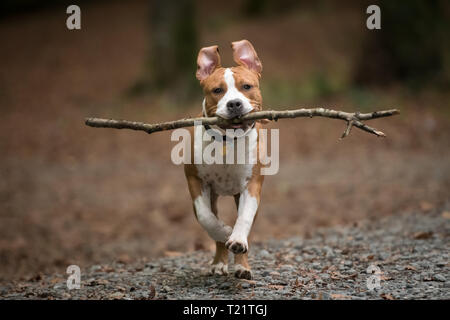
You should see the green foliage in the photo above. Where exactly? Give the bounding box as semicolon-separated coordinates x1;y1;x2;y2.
262;71;348;107
355;0;450;90
129;0;199;103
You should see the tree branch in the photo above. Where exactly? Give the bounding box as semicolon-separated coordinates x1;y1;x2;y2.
85;107;399;138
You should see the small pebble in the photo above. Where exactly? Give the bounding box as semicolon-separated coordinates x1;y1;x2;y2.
219;282;231;290
433;274;446;282
344;260;353;267
312;262;321;269
241;282;251;289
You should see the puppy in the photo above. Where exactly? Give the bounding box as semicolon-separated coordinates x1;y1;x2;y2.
184;40;266;280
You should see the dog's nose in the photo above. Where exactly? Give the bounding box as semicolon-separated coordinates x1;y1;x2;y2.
226;99;243;114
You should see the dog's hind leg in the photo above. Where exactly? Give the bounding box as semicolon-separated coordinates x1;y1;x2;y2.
210;241;229;275
234;253;252;280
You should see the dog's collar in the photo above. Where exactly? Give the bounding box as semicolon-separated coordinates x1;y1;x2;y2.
203;123;255;141
201;100;255;141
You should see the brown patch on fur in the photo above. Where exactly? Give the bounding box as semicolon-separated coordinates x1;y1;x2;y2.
199;66;262;117
213;241;229;265
234;252;250;269
230;66;263;112
200;68;226;117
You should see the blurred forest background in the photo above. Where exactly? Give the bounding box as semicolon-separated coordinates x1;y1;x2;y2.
0;0;449;281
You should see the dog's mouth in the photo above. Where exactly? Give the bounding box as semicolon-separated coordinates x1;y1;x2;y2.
216;109;256;132
218;120;254;132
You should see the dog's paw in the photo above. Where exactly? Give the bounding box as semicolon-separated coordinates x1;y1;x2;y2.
209;262;228;276
225;236;248;254
234;264;252;280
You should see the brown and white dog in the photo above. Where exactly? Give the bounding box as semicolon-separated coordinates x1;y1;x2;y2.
184;40;266;280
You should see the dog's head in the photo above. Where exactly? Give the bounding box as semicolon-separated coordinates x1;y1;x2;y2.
196;39;263;131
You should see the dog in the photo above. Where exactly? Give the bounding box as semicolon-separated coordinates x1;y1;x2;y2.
184;40;267;280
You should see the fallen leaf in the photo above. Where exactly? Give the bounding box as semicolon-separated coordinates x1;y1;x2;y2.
103;266;115;273
330;272;344;280
28;273;43;282
380;275;393;281
284;254;295;260
268;284;284;290
442;211;450;219
62;292;71;299
164;251;183;257
343;273;358;279
117;254;130;264
328;265;338;272
149;285;156;299
405;265;417;271
50;278;64;284
109;292;124;300
413;231;433;240
380;293;395;300
96;279;110;285
420;201;434;212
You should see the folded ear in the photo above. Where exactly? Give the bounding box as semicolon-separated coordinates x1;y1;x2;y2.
196;45;221;81
231;39;262;76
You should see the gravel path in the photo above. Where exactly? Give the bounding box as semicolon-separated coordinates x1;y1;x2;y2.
1;206;449;300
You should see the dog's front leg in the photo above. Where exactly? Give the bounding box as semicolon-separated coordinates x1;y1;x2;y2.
194;190;232;243
225;188;259;254
193;186;232;276
186;175;232;243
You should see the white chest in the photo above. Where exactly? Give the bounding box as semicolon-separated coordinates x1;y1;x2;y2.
194;126;257;196
196;162;253;196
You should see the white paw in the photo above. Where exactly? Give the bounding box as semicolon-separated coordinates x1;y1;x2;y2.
225;235;248;254
234;264;252;280
209;262;228;276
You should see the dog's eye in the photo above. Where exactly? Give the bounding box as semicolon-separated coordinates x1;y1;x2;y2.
242;84;252;90
212;87;223;94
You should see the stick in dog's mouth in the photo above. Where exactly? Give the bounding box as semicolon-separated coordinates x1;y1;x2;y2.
85;107;399;138
218;120;254;131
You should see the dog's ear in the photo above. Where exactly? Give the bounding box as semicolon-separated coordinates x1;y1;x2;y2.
196;45;221;81
231;40;262;77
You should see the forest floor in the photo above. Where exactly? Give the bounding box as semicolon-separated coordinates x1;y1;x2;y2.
1;0;449;282
1;204;448;300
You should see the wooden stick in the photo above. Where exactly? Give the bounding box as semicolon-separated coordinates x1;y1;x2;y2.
85;107;400;138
